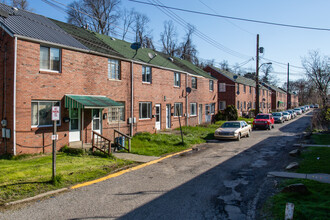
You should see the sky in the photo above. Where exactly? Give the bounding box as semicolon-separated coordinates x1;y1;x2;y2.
8;0;330;86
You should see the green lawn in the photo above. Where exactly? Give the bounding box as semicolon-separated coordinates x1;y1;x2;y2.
131;122;224;156
312;133;330;145
297;147;330;174
0;153;133;205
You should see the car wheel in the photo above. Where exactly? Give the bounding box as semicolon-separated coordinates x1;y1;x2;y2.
247;130;251;137
237;133;241;141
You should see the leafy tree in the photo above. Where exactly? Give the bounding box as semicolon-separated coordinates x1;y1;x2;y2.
214;105;238;121
67;0;121;36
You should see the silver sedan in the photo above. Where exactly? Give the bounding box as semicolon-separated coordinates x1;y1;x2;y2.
214;121;251;141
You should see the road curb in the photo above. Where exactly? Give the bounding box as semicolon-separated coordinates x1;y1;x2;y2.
71;148;193;189
4;188;68;207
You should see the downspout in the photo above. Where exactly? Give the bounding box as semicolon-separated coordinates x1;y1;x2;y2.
185;73;188;126
130;61;134;149
13;37;17;155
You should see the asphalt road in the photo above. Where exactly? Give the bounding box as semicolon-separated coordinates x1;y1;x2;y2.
1;111;313;220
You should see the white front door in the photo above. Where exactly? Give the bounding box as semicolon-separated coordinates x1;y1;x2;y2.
205;104;211;122
166;104;171;129
69;108;80;142
92;109;102;135
155;104;161;130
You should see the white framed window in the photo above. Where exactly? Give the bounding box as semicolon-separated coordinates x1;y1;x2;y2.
190;103;197;116
174;72;181;87
31;101;61;127
219;101;226;110
209;80;214;91
219;83;226;92
243;85;246;93
249;86;252;94
142;66;152;83
139;102;152;119
191;77;197;89
244;101;246;109
174;102;183;116
108;59;120;80
40;46;61;72
108;103;125;122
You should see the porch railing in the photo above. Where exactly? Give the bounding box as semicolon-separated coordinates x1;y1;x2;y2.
113;129;131;152
92;131;111;155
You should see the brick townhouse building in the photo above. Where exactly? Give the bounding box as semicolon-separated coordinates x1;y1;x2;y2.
204;66;272;116
280;89;299;109
0;4;217;155
262;83;287;112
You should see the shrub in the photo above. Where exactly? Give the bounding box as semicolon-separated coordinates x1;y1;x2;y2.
60;145;84;156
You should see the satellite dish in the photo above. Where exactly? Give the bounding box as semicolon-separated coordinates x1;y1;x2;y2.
130;42;141;50
148;53;154;59
233;75;238;80
186;87;192;94
237;91;240;95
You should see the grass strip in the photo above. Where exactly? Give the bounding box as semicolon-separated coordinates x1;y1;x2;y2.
0;153;133;205
297;147;330;174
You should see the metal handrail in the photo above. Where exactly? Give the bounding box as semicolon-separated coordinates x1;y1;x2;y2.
113;129;131;152
92;131;111;155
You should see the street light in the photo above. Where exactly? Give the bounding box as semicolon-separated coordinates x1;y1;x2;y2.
255;62;272;115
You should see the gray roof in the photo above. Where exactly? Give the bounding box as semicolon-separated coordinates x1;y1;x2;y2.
262;83;286;94
0;3;88;50
210;66;256;87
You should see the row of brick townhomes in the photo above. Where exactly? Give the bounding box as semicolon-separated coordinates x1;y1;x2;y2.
0;4;298;155
0;4;218;155
204;66;299;116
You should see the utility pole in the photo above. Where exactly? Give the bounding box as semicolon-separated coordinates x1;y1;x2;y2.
287;63;290;110
255;34;260;116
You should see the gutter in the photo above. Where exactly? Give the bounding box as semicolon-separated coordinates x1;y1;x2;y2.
13;36;17;155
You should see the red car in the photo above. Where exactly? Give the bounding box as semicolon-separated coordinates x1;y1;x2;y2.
253;113;275;130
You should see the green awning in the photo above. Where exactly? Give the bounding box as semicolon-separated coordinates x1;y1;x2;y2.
278;101;284;104
64;95;123;109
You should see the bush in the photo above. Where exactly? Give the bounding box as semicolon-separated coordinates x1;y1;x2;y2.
214;105;238;121
60;145;84;156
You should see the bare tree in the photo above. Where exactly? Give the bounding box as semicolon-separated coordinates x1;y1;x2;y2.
219;60;230;71
131;12;154;49
302;50;330;107
67;0;121;36
177;25;198;64
121;8;135;40
11;0;29;10
160;20;178;57
260;65;277;85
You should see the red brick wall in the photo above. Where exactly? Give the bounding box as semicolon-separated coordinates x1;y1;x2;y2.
0;31;15;155
2;37;217;155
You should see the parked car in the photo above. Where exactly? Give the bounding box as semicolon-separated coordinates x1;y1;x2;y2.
214;121;251;141
314;104;319;108
287;110;296;119
310;104;314;108
300;107;305;113
282;112;291;121
272;112;285;123
294;108;302;115
253;113;275;130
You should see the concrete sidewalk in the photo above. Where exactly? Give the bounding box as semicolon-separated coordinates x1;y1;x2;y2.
268;171;330;184
113;152;160;163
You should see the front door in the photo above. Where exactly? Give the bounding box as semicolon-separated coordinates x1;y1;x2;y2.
205;104;211;123
198;104;203;124
92;109;102;135
166;104;171;129
69;108;80;142
155;104;161;130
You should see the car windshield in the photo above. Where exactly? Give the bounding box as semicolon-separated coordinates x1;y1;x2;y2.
294;108;300;111
272;113;281;116
255;115;269;119
283;112;289;115
221;122;241;128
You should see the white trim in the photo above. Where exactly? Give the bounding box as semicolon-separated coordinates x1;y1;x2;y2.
13;37;17;155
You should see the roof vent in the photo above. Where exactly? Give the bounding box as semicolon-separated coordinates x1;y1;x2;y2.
12;7;18;11
168;57;174;62
111;37;116;41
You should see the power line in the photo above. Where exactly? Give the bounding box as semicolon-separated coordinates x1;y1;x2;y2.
129;0;330;32
261;57;305;70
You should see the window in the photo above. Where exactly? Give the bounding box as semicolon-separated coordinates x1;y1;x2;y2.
108;103;125;122
191;77;197;89
174;72;181;87
243;85;246;93
31;101;60;127
40;46;61;72
237;84;240;93
237;101;240;110
209;80;214;91
108;59;120;80
211;103;215;114
244;101;246;110
174;103;183;116
219;101;226;110
219;83;226;92
142;66;152;83
263;89;265;95
139;102;152;119
249;86;252;94
190;103;197;116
